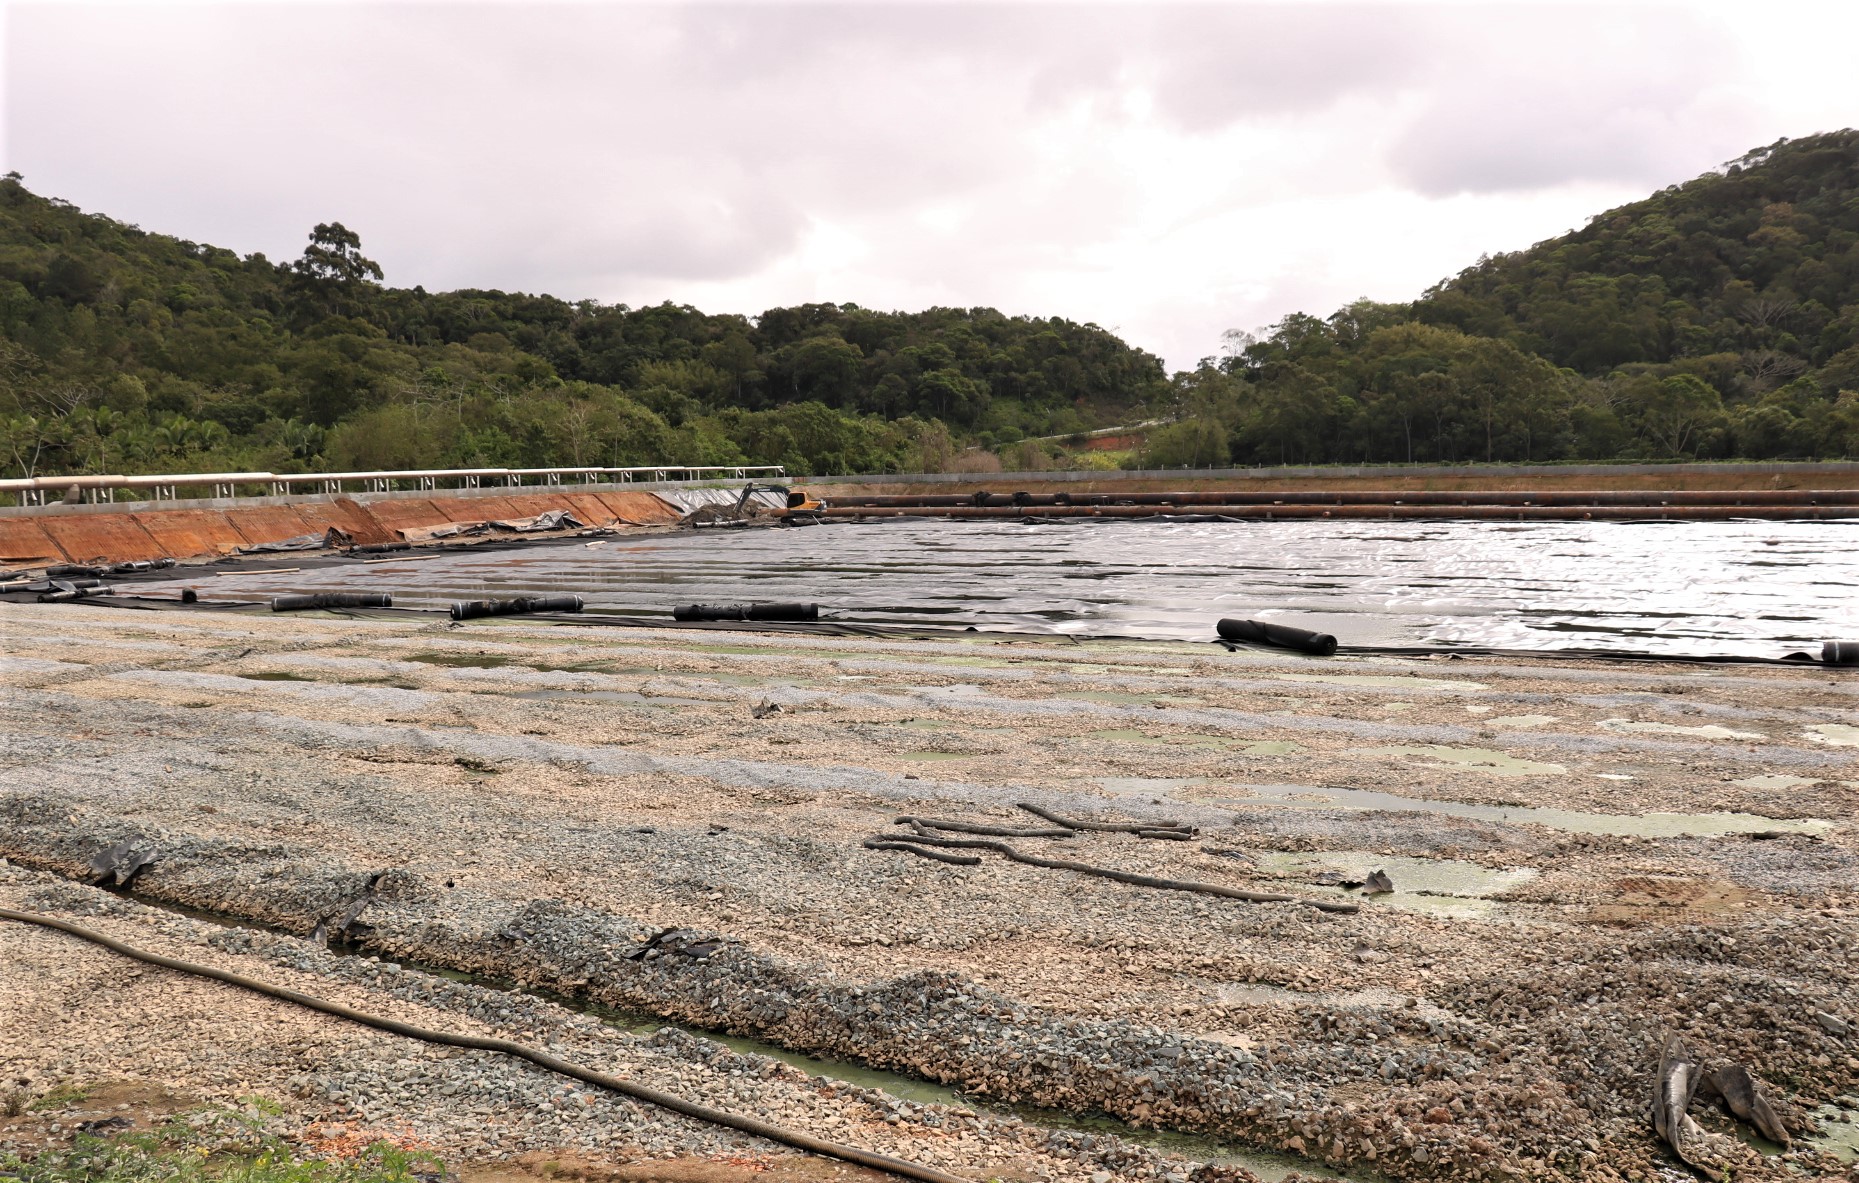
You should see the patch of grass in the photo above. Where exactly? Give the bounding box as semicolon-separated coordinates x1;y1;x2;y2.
2;1125;443;1183
27;1084;92;1112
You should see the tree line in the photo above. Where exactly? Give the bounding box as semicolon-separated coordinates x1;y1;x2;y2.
1142;130;1859;469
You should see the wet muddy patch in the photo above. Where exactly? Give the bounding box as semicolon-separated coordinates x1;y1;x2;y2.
1185;781;1833;838
1355;744;1568;777
1253;851;1538;918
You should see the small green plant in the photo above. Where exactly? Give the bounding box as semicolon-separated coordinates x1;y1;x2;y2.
26;1084;92;1112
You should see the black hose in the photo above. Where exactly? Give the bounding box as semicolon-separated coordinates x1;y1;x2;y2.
1215;618;1339;657
893;815;1074;839
0;907;970;1183
863;838;984;865
883;830;1358;914
1825;641;1859;666
1015;803;1193;839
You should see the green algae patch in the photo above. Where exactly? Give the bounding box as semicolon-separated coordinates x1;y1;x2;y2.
1359;744;1568;777
1270;672;1488;692
1061;691;1167;706
1203;780;1832;837
1088;728;1234;750
1601;719;1765;740
406;651;515;669
1810;1104;1859;1162
1239;741;1303;755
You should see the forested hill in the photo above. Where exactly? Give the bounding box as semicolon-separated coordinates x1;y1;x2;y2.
1179;130;1859;469
0;173;1165;479
1417;130;1859;379
7;131;1859;482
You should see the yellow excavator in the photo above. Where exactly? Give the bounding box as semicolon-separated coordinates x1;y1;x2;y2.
735;483;826;522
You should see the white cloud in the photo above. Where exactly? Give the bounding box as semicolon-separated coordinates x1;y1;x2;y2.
5;1;1857;372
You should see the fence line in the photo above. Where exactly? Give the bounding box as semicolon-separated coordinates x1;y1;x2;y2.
0;465;788;507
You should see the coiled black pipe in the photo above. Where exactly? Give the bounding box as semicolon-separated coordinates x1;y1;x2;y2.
673;602;820;623
0;908;969;1183
1826;641;1859;666
271;593;394;612
451;595;584;620
1216;617;1339;657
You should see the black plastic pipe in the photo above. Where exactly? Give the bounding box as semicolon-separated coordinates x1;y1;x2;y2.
1826;641;1859;666
271;593;394;612
450;595;584;620
1217;617;1339;656
0;908;971;1183
673;602;820;622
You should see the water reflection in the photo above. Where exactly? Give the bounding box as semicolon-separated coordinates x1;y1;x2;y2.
182;518;1859;657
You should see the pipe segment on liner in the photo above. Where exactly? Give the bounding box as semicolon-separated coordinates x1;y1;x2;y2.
673;602;821;622
271;592;394;612
1826;641;1859;665
450;595;584;620
1217;617;1340;657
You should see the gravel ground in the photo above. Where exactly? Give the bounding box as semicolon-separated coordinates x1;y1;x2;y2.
1;601;1856;1182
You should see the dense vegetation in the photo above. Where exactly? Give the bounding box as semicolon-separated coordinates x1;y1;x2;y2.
5;129;1858;480
0;174;1164;479
1157;129;1859;468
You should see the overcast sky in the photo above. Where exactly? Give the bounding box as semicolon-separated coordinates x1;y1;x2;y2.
5;1;1856;371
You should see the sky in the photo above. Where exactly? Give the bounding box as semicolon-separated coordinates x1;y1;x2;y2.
4;1;1857;372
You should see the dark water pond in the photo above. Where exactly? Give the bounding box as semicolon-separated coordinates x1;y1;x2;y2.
185;517;1858;657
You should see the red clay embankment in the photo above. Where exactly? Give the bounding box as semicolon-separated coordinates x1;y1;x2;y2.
0;490;683;568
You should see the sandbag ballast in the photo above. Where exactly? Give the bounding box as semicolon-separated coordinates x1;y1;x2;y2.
450;595;583;620
1217;617;1339;656
271;592;394;612
673;602;820;622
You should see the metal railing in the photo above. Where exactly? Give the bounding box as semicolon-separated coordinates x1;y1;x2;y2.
0;465;788;506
